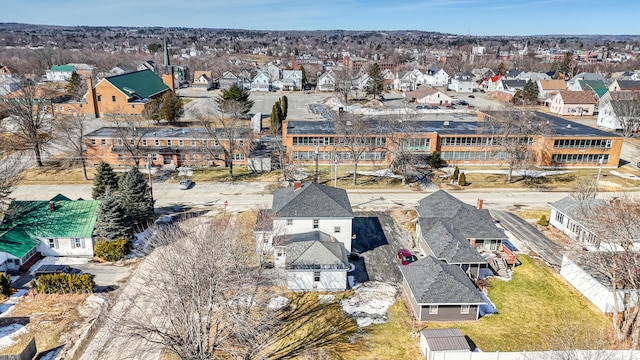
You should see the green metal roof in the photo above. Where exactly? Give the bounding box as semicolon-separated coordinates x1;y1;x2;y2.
51;65;76;72
579;80;609;98
0;195;99;258
105;69;170;99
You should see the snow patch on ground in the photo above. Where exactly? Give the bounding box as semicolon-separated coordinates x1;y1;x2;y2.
0;323;28;350
268;296;290;310
352;168;402;179
176;167;194;177
442;168;570;178
341;282;397;327
0;289;28;317
318;294;336;304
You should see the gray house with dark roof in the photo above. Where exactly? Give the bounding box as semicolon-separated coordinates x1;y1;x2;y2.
415;190;507;278
400;256;485;321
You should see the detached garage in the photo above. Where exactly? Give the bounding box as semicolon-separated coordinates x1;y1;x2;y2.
420;328;471;359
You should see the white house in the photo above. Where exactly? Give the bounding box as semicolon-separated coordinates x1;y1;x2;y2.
250;71;270;92
282;70;303;91
192;70;213;90
596;93;640;132
0;194;99;272
424;67;449;87
317;71;336;92
45;65;76;82
448;72;474;93
266;63;281;82
404;85;453;105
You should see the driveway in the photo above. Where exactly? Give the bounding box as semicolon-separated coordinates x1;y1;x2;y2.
351;211;411;285
490;210;566;268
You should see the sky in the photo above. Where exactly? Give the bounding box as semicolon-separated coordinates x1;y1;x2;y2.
1;0;639;36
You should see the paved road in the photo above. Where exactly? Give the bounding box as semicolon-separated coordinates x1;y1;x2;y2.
12;183;578;213
490;210;567;267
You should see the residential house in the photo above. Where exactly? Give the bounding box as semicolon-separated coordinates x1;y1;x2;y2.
448;72;474;93
505;68;523;79
45;65;76;82
281;70;303;91
394;69;424;92
250;71;270;92
608;79;640;93
238;69;253;90
0;194;99;272
414;190;510;279
424;67;449;87
537;79;567;102
83;69;172;118
560;252;639;313
67;63;94;79
420;329;471;358
0;76;20;96
482;75;502;92
218;71;240;90
404;86;453;106
192;71;213;90
549;90;596;116
399;256;486;321
516;72;551;83
317;71;336;92
266;63;281;82
138;60;158;74
0;65;12;77
567;73;606;89
256;182;354;292
97;66;131;79
596;92;640;131
84;126;251;167
272;231;350;292
572;80;609;102
381;69;395;90
494;79;526;101
352;73;371;93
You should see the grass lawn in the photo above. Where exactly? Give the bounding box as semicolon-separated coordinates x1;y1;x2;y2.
18;163;95;185
423;255;612;351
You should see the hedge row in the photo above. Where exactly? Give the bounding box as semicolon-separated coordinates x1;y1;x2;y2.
31;273;95;294
94;238;131;262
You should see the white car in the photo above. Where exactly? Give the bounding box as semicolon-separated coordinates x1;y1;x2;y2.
178;179;193;190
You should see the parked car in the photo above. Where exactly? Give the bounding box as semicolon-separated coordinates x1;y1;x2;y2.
459;100;469;105
480;89;486;93
468;95;475;98
416;105;424;109
178;179;193;190
445;105;455;109
397;248;418;265
34;264;83;278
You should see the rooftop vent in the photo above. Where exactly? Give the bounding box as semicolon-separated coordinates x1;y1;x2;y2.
566;124;572;129
443;121;450;127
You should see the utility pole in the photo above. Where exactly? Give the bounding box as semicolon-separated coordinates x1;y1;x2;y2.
146;154;155;213
594;156;604;199
314;142;319;183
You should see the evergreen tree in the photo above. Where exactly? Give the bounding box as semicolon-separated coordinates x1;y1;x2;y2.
452;166;460;181
0;273;11;297
367;63;384;98
298;65;307;85
215;83;254;116
458;172;467;186
65;72;85;100
159;91;184;125
428;151;443;169
94;189;134;241
281;95;288;120
119;167;154;222
496;62;507;76
270;103;282;135
92;161;119;200
523;79;539;105
143;97;162;123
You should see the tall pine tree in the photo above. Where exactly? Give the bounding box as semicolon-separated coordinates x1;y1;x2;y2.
94;188;134;241
281;95;288;120
92;161;119;200
367;63;384;98
119;167;155;222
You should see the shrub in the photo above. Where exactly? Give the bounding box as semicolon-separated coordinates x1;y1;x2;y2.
94;238;131;262
31;273;95;294
458;172;467;186
537;215;549;226
0;273;12;297
428;151;443;169
452;166;460;180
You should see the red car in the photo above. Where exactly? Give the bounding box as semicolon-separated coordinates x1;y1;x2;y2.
397;248;418;265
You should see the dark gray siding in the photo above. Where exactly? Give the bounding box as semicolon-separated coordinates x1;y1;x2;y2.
419;304;479;321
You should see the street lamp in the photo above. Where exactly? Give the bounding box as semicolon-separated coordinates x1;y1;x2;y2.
594;156;604;198
314;142;319;183
146;154;155;214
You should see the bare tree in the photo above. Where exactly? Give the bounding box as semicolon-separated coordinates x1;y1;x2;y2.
480;107;550;183
52;113;90;180
334;67;357;105
571;177;597;201
1;78;56;167
191;100;251;178
608;93;640;138
113;214;358;360
111;119;154;167
335;112;377;185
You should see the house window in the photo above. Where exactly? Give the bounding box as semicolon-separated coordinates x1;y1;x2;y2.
167;140;172;146
117;154;123;161
131;105;135;109
429;305;438;315
555;212;565;224
180;154;186;160
101;139;106;145
154;139;160;146
97;95;101;102
334;226;341;233
48;239;56;249
461;304;470;314
91;139;96;146
277;247;286;257
152;153;157;161
313;271;321;282
117;139;123;146
191;140;196;147
286;219;293;226
142;139;148;146
313;219;319;229
129;139;135;146
73;238;83;248
178;140;184;146
111;95;116;102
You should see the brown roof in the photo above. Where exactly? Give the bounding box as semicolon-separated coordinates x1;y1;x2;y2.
405;85;439;99
558;90;596;104
539;79;566;91
193;71;212;81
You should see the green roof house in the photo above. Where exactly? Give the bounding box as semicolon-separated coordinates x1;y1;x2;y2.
46;64;77;82
0;195;99;272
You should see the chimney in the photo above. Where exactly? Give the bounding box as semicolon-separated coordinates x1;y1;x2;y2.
477;199;483;209
49;201;55;212
293;181;302;191
85;77;98;118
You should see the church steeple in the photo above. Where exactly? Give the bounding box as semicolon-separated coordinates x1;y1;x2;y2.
163;33;170;69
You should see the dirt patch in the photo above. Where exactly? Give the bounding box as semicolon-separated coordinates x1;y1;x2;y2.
539;226;575;247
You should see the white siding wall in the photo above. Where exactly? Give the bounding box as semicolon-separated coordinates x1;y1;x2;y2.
36;237;94;257
597;102;623;130
274;218;353;252
287;269;347;292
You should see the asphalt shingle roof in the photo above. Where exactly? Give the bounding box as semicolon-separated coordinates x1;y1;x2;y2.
400;256;485;304
104;69;169;99
277;231;350;269
421;329;471;351
558;90;597;104
0;195;99;258
272;182;353;218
